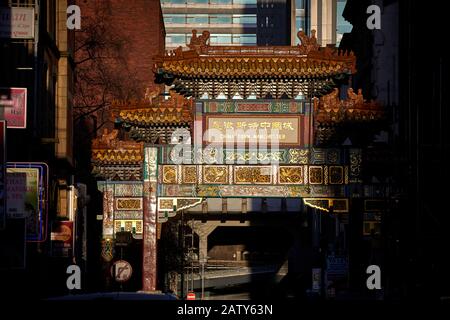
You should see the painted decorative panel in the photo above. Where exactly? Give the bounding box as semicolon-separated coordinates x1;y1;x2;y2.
157;197;203;222
161;146;349;166
329;166;344;184
113;184;143;197
279;166;303;184
234;166;272;184
159;185;197;197
103;190;114;238
114;211;143;220
144;147;158;182
114;220;143;234
288;149;309;164
196;185;345;198
224;150;287;164
162;165;177;184
203;165;229;184
115;198;143;211
159;164;348;186
182;165;198;184
309;166;324;184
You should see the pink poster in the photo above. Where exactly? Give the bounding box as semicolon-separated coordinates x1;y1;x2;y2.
0;88;27;129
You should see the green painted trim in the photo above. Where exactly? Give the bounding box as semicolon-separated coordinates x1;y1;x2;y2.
202;100;305;113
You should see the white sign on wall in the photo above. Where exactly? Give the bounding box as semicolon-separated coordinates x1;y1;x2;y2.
0;7;35;39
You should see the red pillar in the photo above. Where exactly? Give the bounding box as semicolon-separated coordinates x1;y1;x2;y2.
142;147;158;291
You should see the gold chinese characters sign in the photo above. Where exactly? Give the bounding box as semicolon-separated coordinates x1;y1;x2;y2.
203;115;309;147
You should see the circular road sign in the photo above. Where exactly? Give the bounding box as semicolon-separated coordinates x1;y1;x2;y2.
111;260;133;283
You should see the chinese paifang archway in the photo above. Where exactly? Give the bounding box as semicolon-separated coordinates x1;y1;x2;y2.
91;30;384;292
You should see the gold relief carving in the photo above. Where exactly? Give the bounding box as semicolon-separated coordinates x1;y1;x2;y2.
225;151;284;163
279;166;303;184
329;166;344;184
115;198;143;211
203;166;228;184
163;166;177;184
234;166;272;184
159;199;174;210
309;166;323;184
136;221;143;233
182;166;198;184
289;149;309;164
115;221;122;233
114;220;144;234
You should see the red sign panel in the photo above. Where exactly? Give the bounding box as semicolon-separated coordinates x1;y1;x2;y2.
0;88;27;129
51;221;74;257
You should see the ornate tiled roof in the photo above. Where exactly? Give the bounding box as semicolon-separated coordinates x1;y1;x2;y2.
315;88;384;124
91;129;145;180
92;129;144;164
154;30;356;81
112;90;193;127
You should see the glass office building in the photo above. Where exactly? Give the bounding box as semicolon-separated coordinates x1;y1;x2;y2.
161;0;258;48
162;0;349;48
336;0;352;46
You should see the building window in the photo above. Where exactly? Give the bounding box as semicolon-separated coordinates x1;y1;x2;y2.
210;34;232;44
166;34;187;45
187;0;209;4
210;0;232;4
295;0;305;9
163;0;186;4
186;14;209;24
232;34;256;44
336;0;352;46
210;15;232;24
294;16;306;44
232;14;257;25
296;16;305;31
233;0;257;4
164;14;187;24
